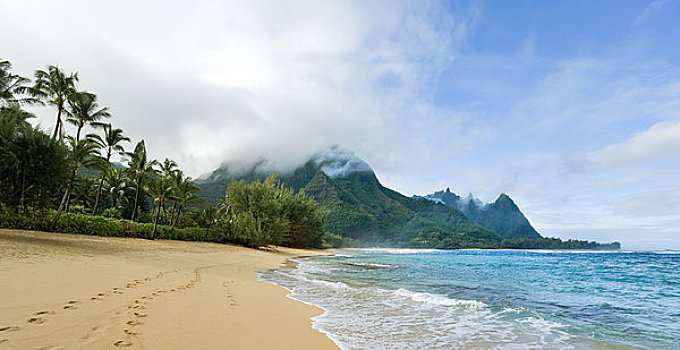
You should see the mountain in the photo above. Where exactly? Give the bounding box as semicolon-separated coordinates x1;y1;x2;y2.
420;188;541;239
196;148;502;248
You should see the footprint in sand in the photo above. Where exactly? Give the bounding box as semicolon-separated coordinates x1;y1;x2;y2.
27;317;44;324
113;340;133;347
35;310;52;316
134;312;147;318
0;338;7;344
0;325;20;332
123;329;136;335
63;305;77;310
126;320;140;326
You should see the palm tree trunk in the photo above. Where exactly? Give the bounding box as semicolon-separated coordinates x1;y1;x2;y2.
159;199;164;224
20;162;27;214
170;205;181;234
131;176;141;222
52;106;62;139
65;192;71;213
76;124;83;141
92;175;105;215
49;168;76;231
151;201;160;240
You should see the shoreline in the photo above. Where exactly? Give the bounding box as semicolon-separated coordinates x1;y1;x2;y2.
256;255;346;350
0;229;338;349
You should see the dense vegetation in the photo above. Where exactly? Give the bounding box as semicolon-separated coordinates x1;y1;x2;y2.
0;58;328;248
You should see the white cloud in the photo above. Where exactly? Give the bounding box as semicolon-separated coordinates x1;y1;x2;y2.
588;121;680;167
0;0;478;178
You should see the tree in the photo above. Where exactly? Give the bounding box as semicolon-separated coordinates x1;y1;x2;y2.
69;175;98;211
49;137;102;231
65;91;110;141
29;65;78;139
159;158;178;178
102;165;131;209
89;124;129;214
169;172;202;233
145;175;173;239
126;140;157;222
157;158;178;219
0;106;69;212
0;60;37;106
222;174;328;248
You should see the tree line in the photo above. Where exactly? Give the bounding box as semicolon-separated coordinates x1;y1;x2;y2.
0;58;328;248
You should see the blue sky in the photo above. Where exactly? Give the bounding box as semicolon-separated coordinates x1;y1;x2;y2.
1;0;679;249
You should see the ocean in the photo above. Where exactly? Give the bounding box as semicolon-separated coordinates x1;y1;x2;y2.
258;249;680;349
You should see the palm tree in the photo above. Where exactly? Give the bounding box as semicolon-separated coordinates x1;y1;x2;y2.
145;176;173;239
69;175;98;211
89;124;129;215
102;165;131;208
169;171;203;233
157;158;178;218
29;65;78;139
0;60;37;106
160;158;178;178
49;137;102;231
126;140;157;222
65;91;110;141
198;206;220;237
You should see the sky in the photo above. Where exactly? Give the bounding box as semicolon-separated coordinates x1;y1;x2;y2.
2;0;680;249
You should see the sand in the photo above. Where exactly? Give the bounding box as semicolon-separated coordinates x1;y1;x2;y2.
0;229;338;349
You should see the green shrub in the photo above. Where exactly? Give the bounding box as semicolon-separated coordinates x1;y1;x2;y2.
322;232;354;248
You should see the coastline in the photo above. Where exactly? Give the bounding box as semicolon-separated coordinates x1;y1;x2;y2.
0;229;338;349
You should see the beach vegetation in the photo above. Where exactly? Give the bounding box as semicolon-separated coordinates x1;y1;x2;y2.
0;57;330;248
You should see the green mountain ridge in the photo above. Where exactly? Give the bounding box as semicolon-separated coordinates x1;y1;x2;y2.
419;188;542;239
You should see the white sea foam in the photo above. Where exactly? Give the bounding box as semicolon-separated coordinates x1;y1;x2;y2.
309;279;352;290
393;288;487;308
527;249;632;254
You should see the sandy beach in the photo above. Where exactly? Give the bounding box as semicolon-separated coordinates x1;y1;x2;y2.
0;229;337;349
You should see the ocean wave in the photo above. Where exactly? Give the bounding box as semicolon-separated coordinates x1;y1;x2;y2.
393;288;487;308
309;278;352;290
342;262;394;269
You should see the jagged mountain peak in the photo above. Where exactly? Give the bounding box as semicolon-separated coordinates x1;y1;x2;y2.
495;193;513;203
420;188;541;240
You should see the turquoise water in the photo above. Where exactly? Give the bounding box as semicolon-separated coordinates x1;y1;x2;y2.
259;249;680;349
